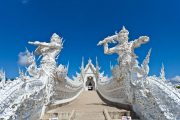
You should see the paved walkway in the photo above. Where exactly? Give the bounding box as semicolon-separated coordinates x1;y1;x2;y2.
43;91;131;120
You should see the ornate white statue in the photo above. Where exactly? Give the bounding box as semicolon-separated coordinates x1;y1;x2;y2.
98;26;148;103
0;33;83;120
0;28;179;120
97;26;180;120
29;33;63;77
98;26;149;67
98;26;150;84
29;33;63;104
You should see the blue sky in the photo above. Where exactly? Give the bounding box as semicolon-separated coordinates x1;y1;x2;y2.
0;0;179;79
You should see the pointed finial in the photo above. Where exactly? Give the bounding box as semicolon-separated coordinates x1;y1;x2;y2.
96;56;99;66
80;56;84;70
88;58;92;63
18;67;21;74
82;56;84;62
122;26;126;30
143;48;152;65
52;33;60;38
160;63;165;81
51;33;62;44
25;47;31;57
25;47;29;53
96;56;100;72
119;26;129;35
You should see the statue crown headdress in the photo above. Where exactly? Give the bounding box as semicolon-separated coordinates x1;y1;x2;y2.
119;26;129;35
51;33;62;44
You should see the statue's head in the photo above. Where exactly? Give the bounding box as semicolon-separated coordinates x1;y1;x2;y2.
118;26;129;43
50;33;62;44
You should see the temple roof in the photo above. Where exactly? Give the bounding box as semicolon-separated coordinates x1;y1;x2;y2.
84;58;96;75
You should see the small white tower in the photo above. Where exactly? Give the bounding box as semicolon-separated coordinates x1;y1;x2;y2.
80;57;85;79
160;63;165;81
96;57;100;77
0;69;6;86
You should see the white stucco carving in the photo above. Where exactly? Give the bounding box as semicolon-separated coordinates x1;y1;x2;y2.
0;27;179;120
0;69;6;88
74;57;106;91
97;26;180;120
160;63;166;81
0;33;83;120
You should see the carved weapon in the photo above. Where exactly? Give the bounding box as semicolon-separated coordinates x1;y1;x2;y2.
97;35;117;46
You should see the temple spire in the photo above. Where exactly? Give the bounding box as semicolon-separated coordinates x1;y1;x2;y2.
88;58;92;63
96;56;99;69
160;63;165;81
0;69;6;85
96;57;100;72
80;56;84;71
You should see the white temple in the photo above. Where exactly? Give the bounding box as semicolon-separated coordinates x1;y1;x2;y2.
76;57;107;91
80;58;98;91
0;27;180;120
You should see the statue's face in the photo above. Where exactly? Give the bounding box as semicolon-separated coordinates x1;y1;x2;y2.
50;33;62;44
118;33;128;43
51;37;62;44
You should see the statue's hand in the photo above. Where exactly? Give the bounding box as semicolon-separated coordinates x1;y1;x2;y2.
139;36;149;43
28;41;33;44
97;37;116;46
34;41;40;44
97;40;105;46
98;34;118;46
28;41;41;46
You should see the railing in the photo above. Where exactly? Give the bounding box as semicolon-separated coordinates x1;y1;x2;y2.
0;73;82;120
97;77;130;105
148;77;180;99
52;88;83;105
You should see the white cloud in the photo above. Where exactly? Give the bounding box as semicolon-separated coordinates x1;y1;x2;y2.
168;76;180;86
18;49;34;66
171;76;180;82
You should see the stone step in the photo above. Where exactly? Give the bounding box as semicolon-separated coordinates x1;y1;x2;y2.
41;111;73;120
74;111;105;120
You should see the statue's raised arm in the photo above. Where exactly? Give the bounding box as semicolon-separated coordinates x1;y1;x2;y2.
97;34;118;46
97;26;129;55
132;36;149;48
28;41;51;47
28;36;62;49
97;33;119;54
28;33;63;56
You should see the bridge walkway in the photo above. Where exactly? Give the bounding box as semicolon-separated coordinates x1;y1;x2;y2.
41;91;136;120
